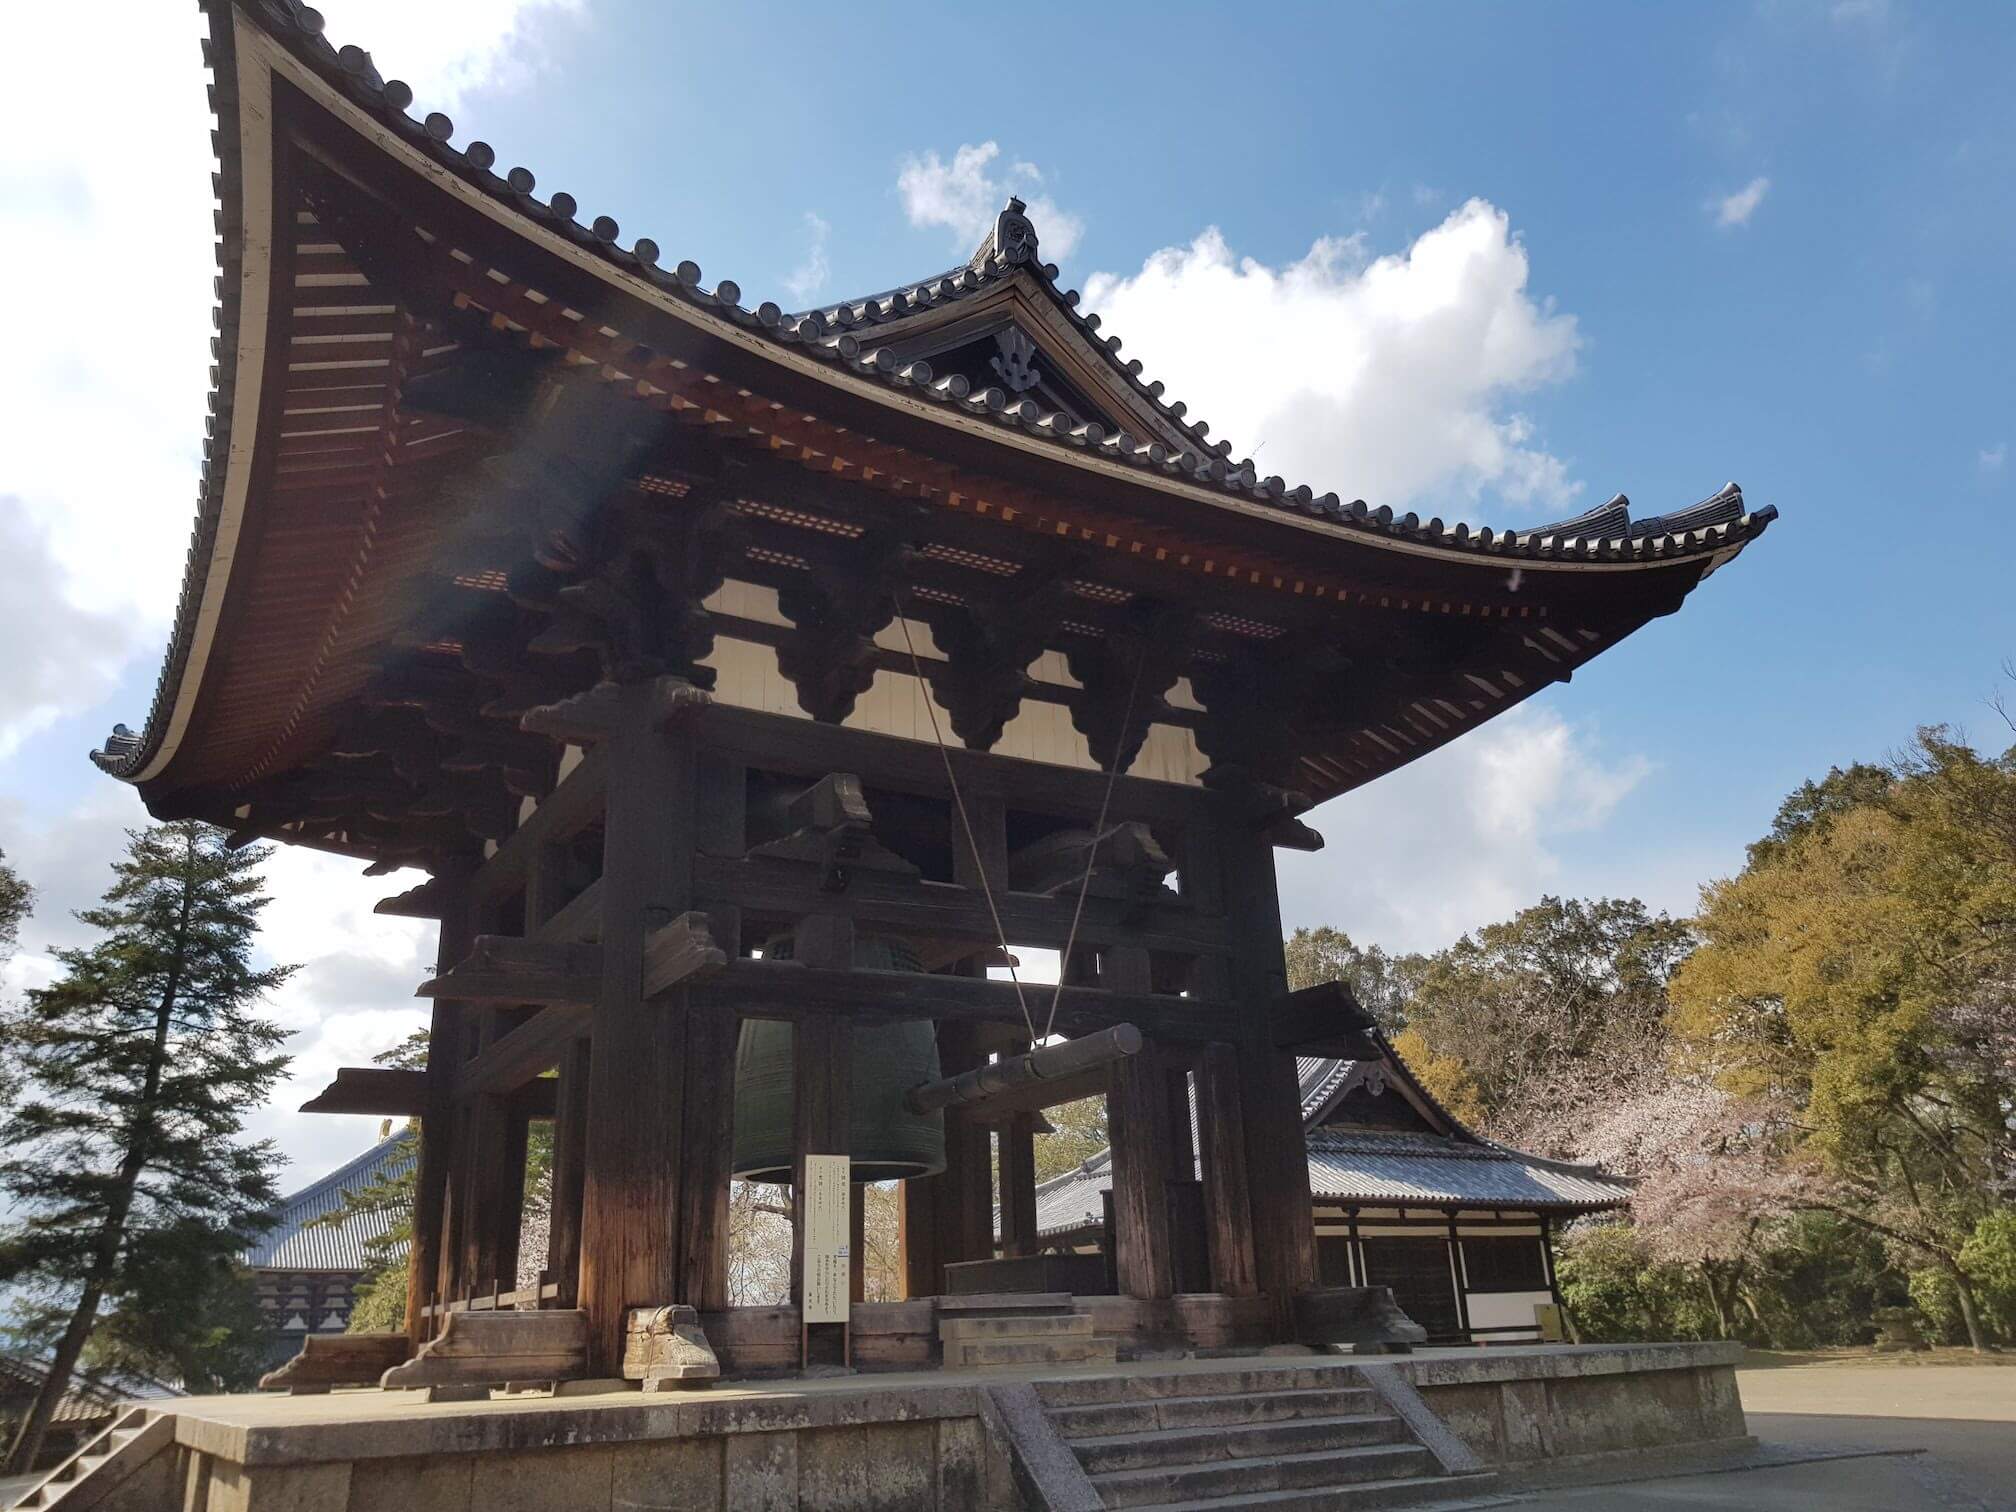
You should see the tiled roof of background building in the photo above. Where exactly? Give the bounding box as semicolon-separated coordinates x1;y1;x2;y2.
242;1132;413;1271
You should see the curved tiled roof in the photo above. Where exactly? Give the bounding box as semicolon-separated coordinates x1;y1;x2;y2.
98;0;1776;782
1031;1050;1629;1237
242;1132;412;1271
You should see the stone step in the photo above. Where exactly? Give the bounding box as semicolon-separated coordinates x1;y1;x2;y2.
1050;1386;1380;1438
944;1334;1119;1370
1092;1443;1438;1509
1073;1413;1404;1475
1035;1364;1361;1408
936;1291;1075;1316
1124;1471;1500;1511
939;1312;1094;1343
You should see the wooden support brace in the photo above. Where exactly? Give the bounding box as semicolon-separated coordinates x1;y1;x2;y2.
381;1309;591;1390
641;911;729;998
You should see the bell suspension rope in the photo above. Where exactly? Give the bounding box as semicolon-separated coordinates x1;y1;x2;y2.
1042;645;1147;1043
888;586;1036;1045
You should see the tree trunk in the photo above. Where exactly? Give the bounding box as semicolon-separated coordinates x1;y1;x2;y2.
1946;1261;1991;1354
5;837;193;1475
1700;1258;1747;1342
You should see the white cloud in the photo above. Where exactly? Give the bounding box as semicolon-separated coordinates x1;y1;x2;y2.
783;212;832;304
1276;706;1654;955
1712;176;1771;228
248;844;436;1181
897;142;1084;261
0;1;583;748
310;0;586;111
1979;443;2007;474
0;505;128;759
1079;200;1583;516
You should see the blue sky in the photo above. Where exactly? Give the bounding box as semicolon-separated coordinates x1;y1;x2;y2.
3;0;2011;1177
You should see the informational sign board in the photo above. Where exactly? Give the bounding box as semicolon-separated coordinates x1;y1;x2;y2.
801;1154;852;1325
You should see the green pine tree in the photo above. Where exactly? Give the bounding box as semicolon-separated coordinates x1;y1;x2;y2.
0;847;34;1114
0;822;294;1472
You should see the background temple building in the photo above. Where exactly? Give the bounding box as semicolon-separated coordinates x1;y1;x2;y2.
1029;1044;1628;1345
84;0;1772;1418
240;1134;412;1371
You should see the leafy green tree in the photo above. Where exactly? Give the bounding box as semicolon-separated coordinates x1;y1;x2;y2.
0;847;30;961
1398;896;1692;1139
1672;730;2016;1350
0;823;293;1471
1283;926;1422;1029
82;1229;272;1393
0;848;34;1112
1034;1096;1109;1183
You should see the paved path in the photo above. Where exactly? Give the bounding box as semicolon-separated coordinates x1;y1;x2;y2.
1501;1363;2016;1511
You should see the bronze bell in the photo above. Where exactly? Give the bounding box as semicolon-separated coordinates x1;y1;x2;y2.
731;934;947;1184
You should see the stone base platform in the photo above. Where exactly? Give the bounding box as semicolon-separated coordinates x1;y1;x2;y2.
19;1342;1746;1511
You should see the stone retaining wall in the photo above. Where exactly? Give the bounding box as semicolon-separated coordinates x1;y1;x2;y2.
105;1384;1021;1512
1392;1341;1749;1467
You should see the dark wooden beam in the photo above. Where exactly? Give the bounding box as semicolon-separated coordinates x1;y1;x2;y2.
1271;980;1382;1058
417;936;602;1007
699;702;1209;826
685;960;1230;1041
467;747;609;910
640;911;730;997
299;1066;428;1117
695;855;1229;959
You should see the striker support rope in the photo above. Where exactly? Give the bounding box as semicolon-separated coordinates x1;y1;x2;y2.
889;586;1036;1044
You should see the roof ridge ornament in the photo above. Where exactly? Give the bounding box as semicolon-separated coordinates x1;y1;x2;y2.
974;196;1038;269
990;326;1042;394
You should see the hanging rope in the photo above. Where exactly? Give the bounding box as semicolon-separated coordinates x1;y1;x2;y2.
1042;647;1148;1043
888;586;1036;1045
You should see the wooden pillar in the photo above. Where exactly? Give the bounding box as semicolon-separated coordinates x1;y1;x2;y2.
1212;811;1317;1333
544;1035;591;1307
1104;945;1174;1300
459;1087;526;1300
897;1174;940;1300
577;684;697;1373
791;1015;851;1302
998;1112;1039;1258
934;1019;995;1277
849;1184;868;1304
678;1002;738;1313
405;869;473;1344
1195;1042;1259;1296
1108;1037;1175;1300
790;913;853;1305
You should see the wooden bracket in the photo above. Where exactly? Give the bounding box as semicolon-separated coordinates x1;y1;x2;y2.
747;772;919;892
299;1066;429;1117
1007;822;1177;917
1203;766;1325;852
374;875;451;919
1270;981;1381;1057
418;936;601;1006
521;675;711;744
642;910;730;998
